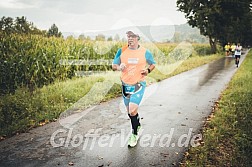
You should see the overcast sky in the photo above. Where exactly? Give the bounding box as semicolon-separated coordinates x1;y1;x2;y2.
0;0;187;33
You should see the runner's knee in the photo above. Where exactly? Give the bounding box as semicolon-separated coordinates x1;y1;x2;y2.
129;103;138;116
129;110;137;116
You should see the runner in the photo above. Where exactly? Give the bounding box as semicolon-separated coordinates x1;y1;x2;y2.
224;42;231;56
112;31;156;147
231;43;236;57
234;43;242;67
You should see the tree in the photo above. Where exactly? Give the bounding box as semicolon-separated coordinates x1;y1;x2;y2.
177;0;221;53
217;0;252;46
15;16;30;34
177;0;252;52
0;16;46;36
47;23;62;37
95;34;105;41
0;16;15;34
78;34;86;40
246;5;252;46
107;36;113;41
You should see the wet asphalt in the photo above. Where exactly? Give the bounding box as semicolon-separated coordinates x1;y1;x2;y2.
0;50;248;167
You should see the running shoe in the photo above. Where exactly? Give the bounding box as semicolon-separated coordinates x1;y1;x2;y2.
128;134;138;147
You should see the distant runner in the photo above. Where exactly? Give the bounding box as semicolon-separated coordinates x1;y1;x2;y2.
224;42;231;56
234;43;242;67
231;43;236;57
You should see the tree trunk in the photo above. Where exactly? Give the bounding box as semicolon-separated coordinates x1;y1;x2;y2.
209;36;217;54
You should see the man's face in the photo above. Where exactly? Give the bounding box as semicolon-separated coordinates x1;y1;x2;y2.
127;34;138;46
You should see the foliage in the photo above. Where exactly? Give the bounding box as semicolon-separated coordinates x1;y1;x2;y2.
0;16;46;35
47;23;62;37
0;32;124;95
95;34;106;41
78;34;86;40
177;0;252;52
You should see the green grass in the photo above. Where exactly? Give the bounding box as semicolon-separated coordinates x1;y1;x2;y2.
181;50;252;166
0;45;223;137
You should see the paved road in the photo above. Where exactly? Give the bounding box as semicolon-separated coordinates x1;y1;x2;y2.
0;50;248;167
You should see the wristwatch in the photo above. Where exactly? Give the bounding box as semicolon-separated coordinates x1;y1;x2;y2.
147;68;151;73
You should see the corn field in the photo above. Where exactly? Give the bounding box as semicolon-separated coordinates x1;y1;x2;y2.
0;33;124;94
0;32;211;95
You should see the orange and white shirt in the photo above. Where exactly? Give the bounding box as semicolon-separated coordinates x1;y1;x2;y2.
113;45;156;85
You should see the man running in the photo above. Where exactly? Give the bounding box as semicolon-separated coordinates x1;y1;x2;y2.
112;31;156;147
235;43;242;67
224;42;231;56
231;43;236;57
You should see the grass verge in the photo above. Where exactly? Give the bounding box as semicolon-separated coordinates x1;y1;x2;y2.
180;50;252;166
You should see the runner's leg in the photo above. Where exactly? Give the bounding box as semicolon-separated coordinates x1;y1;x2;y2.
128;85;145;135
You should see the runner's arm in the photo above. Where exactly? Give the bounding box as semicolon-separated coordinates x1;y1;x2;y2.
141;50;156;75
112;49;122;71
